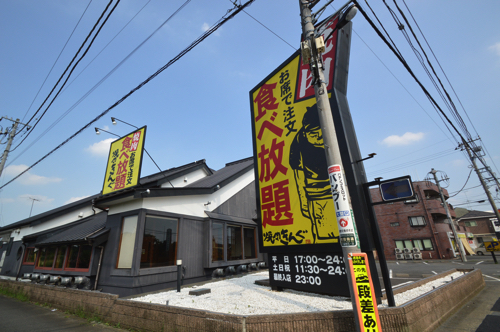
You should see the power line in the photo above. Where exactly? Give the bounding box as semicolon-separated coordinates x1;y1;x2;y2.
0;0;255;190
21;0;94;124
12;0;120;150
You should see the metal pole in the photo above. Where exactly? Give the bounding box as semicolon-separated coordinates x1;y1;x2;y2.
298;2;362;330
0;119;20;178
431;169;467;262
462;139;500;226
176;260;182;292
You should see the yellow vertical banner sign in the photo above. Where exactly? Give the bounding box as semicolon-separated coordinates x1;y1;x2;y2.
250;14;343;252
102;126;146;195
348;253;382;332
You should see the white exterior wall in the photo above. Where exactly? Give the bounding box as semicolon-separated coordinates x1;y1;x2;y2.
160;168;209;188
12;206;100;241
108;169;255;217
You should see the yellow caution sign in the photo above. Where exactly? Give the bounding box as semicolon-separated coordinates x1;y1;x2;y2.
348;253;382;332
485;241;500;252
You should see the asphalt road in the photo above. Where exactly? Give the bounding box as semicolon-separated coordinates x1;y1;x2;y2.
0;295;124;332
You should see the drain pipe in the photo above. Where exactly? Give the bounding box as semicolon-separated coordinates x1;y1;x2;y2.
15;243;26;281
94;246;105;290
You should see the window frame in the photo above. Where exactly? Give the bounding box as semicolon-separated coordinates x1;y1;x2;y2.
207;219;259;268
23;247;36;265
64;244;93;272
464;221;477;227
140;215;179;269
394;238;434;251
408;216;426;227
35;247;57;270
116;215;139;269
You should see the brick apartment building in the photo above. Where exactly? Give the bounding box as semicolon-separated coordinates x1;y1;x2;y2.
370;180;474;260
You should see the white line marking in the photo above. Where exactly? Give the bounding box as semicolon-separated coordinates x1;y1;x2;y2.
396;262;399;265
432;271;437;274
422;262;428;265
476;261;484;265
483;274;500;282
389;269;392;279
452;261;464;265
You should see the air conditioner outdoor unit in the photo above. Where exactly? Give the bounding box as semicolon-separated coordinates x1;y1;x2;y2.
396;253;404;260
403;248;411;254
404;253;413;260
412;248;421;253
413;253;423;260
395;248;402;254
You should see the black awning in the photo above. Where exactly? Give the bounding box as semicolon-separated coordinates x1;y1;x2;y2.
36;212;108;246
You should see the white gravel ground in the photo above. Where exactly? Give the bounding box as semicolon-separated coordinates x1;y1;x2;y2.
130;271;466;315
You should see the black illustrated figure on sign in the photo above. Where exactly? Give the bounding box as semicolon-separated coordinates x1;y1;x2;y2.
289;104;339;243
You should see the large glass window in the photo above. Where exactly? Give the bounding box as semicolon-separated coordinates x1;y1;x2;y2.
141;215;178;268
117;215;138;269
36;247;56;268
212;222;224;262
243;228;256;259
227;226;242;261
66;245;92;270
23;248;36;265
54;247;66;269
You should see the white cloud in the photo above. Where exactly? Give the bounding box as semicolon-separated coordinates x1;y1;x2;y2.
64;196;90;205
4;165;62;185
201;22;220;36
489;42;500;56
18;194;54;205
380;132;425;147
86;138;114;156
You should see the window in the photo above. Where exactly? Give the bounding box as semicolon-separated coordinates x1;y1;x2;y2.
54;247;66;269
227;225;242;261
464;221;477;227
117;215;138;269
36;247;57;269
404;194;419;204
65;245;92;270
212;222;224;262
409;216;426;226
23;247;36;265
243;228;256;259
395;238;433;250
390;222;400;227
140;215;178;268
422;239;434;250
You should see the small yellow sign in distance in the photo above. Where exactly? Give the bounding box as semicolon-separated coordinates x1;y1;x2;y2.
484;241;500;252
348;252;382;332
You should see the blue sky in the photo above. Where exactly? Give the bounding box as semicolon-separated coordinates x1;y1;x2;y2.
0;0;499;226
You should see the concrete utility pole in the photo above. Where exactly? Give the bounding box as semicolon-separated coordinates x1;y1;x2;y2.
298;2;362;330
0;118;20;178
461;139;500;228
431;168;467;262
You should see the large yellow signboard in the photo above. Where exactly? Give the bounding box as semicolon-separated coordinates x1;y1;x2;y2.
102;127;146;195
250;15;342;252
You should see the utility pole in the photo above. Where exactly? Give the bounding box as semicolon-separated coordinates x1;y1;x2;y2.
0;118;20;178
461;139;500;229
298;2;362;330
431;168;467;262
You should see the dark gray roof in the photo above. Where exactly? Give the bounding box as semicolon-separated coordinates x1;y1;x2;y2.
0;194;101;232
458;210;496;220
139;159;210;186
36;212;108;246
186;157;253;189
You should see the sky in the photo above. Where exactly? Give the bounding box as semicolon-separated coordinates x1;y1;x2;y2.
0;0;499;226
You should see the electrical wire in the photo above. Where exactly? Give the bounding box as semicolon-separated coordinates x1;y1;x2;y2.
21;0;93;124
0;0;255;190
12;0;120;148
6;0;159;167
448;169;473;198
